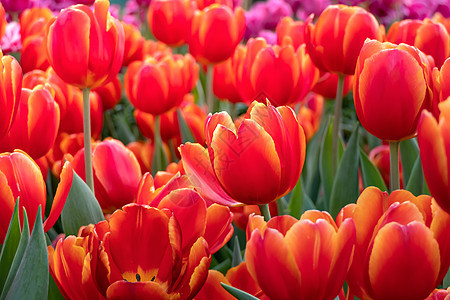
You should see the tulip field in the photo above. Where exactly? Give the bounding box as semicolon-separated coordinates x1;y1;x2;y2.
1;0;450;298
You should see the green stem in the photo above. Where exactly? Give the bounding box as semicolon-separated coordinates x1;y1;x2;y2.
82;88;94;193
389;141;400;192
104;110;117;139
206;65;214;113
258;204;271;222
151;115;168;175
331;74;345;177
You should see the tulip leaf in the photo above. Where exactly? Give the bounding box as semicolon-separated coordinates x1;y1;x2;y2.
288;178;303;218
221;283;259;300
112;112;136;145
359;148;388;191
232;236;242;267
61;170;105;236
444;266;450;289
0;200;21;292
319;116;344;205
405;155;428;196
329;124;360;217
400;138;419;185
1;209;29;299
5;206;49;300
177;109;195;143
304;129;323;203
48;272;64;300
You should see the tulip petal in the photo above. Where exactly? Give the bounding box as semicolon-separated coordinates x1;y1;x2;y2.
106;280;170;299
204;204;234;254
0;170;15;243
195;270;234;300
430;201;450;284
226;262;262;297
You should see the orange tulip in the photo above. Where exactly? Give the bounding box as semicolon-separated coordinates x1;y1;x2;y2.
147;0;196;47
387;19;450;68
72;139;142;213
121;21;144;66
418;98;450;214
336;187;450;300
276;16;306;50
239;38;319;106
195;0;233;10
312;72;354;99
127;140;155;174
153;161;185;188
432;12;450;36
369;144;404;189
434;57;450;104
213;45;245;104
142;39;173;60
426;288;450;300
0;85;60;159
297;93;324;143
189;4;245;65
125;54;199;115
47;132;85;177
230;202;278;231
92;74;122;110
0;150;73;243
180;101;306;206
49;204;211;299
354;39;434;141
245;212;355;299
45;0;124;89
0;51;22;138
0;4;5;39
305;4;383;75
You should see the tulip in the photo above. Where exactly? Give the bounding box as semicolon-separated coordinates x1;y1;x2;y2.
189;4;245;65
387;19;450;68
418;98;450;214
239;38;319;107
47;132;85;177
72;139;142;213
0;85;60;159
276;16;306;50
0;51;22;139
49;204;211;299
195;0;233;10
298;93;324;143
245;212;355;299
147;0;196;47
0;4;5;39
121;21;144;66
0;150;73;243
426;288;450;300
312;72;354;99
45;0;124;89
337;187;450;300
354;39;434;190
369;144;404;189
127;140;155;174
180;101;306;209
92;74;122;110
434;57;450;104
142;39;173;60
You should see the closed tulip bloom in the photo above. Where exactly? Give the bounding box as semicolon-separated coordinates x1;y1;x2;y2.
125;54;199;115
276;16;306;50
337;187;450;300
147;0;196;47
426;288;450;300
92;74;122;110
180;101;306;206
354;39;434;141
0;150;73;243
239;38;319;106
20;7;54;40
0;51;22;138
245;212;356;300
298;93;324;143
435;57;450;104
45;0;125;89
312;72;354;99
369;144;404;188
305;4;383;75
0;4;5;39
418;98;450;214
0;85;60;159
126;140;155;174
189;4;245;65
121;21;144;66
49;204;211;299
387;19;450;68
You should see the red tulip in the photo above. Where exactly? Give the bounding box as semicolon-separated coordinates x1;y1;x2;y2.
426;288;450;300
432;12;450;37
0;150;73;243
435;57;450;104
369;144;404;189
418;98;450;214
0;4;5;39
276;17;306;50
121;21;144;66
337;187;450;300
45;0;124;89
195;0;233;10
297;93;324;143
147;0;196;47
92;74;122;110
47;132;85;177
189;4;245;65
0;51;22;139
312;72;354;99
49;204;211;299
180;101;306;205
387;19;450;68
72;139;142;213
245;212;355;299
125;54;199;115
354;39;434;141
0;85;60;159
305;4;383;75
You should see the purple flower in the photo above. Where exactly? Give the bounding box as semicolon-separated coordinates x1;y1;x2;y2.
258;30;277;44
264;0;293;29
402;0;438;19
291;0;331;20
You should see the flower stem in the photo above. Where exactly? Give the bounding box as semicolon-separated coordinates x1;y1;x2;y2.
389;141;400;192
151;114;168;175
206;65;214;113
332;74;345;177
82;88;94;193
258;204;271;222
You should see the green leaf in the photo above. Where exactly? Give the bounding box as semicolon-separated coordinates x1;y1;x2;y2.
48;272;64;300
112;112;136;144
0;200;21;292
1;209;29;298
400;138;419;185
329;124;360;217
61;170;105;236
444;264;450;288
288;178;303;219
359;148;388;191
405;156;427;196
231;236;242;267
221;283;259;300
152;115;169;175
319;117;344;205
177;109;195;143
5;206;49;300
